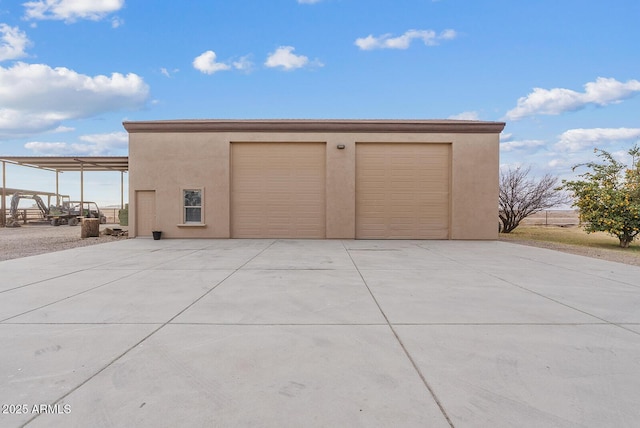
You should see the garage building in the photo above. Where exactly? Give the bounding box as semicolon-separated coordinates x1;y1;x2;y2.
123;119;505;240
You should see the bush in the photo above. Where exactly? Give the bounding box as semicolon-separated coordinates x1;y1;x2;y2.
118;203;129;226
562;146;640;248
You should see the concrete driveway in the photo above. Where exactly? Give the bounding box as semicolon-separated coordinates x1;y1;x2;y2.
1;239;639;427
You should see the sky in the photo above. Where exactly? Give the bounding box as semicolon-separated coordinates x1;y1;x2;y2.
1;0;639;207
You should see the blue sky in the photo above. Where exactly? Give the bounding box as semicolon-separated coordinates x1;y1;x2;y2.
1;0;639;206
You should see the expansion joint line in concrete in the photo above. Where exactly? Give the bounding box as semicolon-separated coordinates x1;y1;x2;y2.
510;253;640;290
21;240;278;428
0;269;145;323
425;246;640;339
340;240;456;428
2;248;207;324
0;268;89;294
1;245;202;295
488;273;640;338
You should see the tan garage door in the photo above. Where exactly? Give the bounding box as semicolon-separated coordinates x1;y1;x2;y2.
356;143;450;239
136;190;156;237
231;142;326;238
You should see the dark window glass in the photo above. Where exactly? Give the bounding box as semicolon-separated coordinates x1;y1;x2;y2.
185;207;201;223
184;189;202;223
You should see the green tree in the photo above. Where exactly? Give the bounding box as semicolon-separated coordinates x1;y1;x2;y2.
561;145;640;248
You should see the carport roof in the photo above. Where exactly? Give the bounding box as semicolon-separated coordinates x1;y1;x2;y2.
0;156;128;172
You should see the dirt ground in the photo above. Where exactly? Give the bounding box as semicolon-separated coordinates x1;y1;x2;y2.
0;223;129;261
503;211;640;266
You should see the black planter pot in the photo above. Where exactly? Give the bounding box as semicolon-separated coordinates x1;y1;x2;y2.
152;231;162;240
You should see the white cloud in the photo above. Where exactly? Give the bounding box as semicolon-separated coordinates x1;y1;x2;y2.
355;29;457;50
554;127;640;152
499;162;524;171
111;16;124;28
193;50;231;74
506;77;640;120
448;111;479;120
25;131;128;156
80;131;127;146
265;46;322;70
582;78;640;104
77;131;128;154
232;55;254;73
52;125;75;133
438;29;457;41
160;67;179;78
0;24;31;61
610;149;634;165
193;51;254;75
546;142;640;177
23;0;125;22
547;158;573;169
500;139;546;153
0;62;149;138
24;141;69;154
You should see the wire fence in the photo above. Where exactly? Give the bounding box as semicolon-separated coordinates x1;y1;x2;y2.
520;210;580;226
3;207;124;225
100;208;121;224
4;207;579;228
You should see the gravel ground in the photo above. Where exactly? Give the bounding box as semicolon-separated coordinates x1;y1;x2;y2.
1;224;638;266
0;223;129;261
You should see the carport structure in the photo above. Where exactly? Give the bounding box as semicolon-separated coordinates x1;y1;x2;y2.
0;157;128;227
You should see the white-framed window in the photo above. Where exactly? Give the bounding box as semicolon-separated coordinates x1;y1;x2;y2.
183;188;203;224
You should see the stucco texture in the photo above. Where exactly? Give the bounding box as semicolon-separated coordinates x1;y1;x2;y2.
125;120;503;240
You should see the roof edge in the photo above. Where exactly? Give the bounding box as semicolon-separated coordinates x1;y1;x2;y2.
123;119;506;134
0;156;129;172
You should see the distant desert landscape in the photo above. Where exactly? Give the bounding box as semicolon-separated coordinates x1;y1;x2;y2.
520;210;580;226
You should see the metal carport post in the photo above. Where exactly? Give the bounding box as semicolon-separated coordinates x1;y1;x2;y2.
1;161;5;227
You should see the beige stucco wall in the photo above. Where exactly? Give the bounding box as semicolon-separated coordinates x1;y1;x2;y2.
127;123;501;240
450;133;500;239
129;132;229;239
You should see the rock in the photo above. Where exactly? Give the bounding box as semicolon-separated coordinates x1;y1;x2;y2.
81;218;100;238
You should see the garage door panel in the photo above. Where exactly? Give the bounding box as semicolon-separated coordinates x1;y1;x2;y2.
232;143;326;238
356;143;450;239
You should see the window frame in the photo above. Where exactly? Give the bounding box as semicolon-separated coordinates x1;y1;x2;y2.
180;187;205;226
